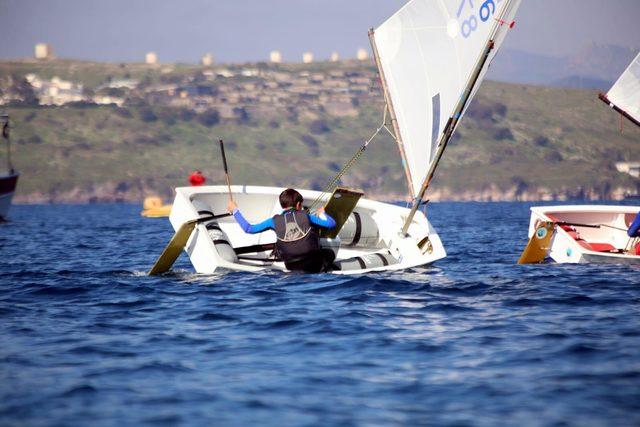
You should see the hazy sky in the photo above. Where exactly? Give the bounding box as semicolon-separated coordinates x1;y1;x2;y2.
1;0;638;63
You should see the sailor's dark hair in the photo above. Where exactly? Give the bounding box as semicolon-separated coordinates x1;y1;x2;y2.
279;188;303;209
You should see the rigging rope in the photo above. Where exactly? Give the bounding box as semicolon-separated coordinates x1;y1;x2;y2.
308;106;393;211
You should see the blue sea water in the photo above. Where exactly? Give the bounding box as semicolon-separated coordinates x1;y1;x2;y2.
1;202;639;426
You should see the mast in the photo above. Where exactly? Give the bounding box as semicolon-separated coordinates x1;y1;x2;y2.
368;28;415;198
400;0;517;235
598;93;640;128
1;113;13;174
401;39;495;235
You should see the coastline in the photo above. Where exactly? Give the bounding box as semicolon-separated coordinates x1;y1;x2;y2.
13;184;638;204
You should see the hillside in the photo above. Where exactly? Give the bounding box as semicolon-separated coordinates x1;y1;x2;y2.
1;59;639;203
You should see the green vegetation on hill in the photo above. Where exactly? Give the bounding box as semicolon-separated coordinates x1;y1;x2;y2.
6;102;408;201
434;82;640;198
2;60;639;203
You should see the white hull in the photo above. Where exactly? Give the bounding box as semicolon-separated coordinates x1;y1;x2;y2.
527;205;640;264
0;190;15;220
168;185;446;275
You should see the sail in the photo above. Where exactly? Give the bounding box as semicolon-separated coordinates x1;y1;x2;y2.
606;52;640;125
373;0;521;197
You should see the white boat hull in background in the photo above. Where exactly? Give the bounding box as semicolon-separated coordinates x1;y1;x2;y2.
0;191;15;220
168;186;446;275
0;172;18;221
527;205;640;264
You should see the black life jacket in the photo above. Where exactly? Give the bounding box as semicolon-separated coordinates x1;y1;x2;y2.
273;210;320;262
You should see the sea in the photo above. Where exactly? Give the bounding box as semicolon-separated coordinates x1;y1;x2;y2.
1;202;639;426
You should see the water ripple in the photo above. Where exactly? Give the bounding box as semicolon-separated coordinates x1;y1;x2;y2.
1;203;640;426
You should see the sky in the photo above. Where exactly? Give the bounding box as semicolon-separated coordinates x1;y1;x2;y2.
0;0;638;63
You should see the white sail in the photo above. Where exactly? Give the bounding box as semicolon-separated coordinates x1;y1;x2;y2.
606;52;640;125
373;0;521;197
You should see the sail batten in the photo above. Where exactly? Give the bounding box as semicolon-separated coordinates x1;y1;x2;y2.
372;0;522;198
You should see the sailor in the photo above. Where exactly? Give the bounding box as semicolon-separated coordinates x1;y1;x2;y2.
628;212;640;238
227;188;337;273
189;170;206;186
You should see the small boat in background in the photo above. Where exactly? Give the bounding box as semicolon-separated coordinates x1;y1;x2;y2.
519;52;640;265
141;196;171;218
1;113;19;221
520;205;640;264
141;171;207;218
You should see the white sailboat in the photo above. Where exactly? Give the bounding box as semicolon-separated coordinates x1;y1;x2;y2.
521;52;640;264
520;205;640;265
599;51;640;128
151;0;522;275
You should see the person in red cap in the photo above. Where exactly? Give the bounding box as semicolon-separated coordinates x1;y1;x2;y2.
189;170;206;186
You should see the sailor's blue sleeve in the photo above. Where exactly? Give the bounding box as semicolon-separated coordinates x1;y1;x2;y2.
233;209;274;234
628;212;640;237
309;212;336;229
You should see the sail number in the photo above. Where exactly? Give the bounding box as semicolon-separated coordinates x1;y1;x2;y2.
457;0;503;38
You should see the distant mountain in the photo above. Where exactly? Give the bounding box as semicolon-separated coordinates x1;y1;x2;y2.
488;44;638;90
565;44;637;82
550;75;613;91
487;49;567;86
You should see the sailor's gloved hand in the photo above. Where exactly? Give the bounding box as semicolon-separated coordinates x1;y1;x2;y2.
227;200;237;213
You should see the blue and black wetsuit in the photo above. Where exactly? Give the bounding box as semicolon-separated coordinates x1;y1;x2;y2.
628;212;640;237
232;208;336;273
232;209;336;234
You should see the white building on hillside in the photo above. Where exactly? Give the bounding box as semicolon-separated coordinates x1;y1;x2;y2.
105;79;139;90
92;96;124;107
201;53;213;66
145;52;158;64
240;68;259;77
34;43;52;60
270;50;282;64
616;162;640;178
26;74;84;105
302;52;314;64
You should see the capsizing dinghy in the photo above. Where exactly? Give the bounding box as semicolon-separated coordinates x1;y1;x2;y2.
149;0;522;275
151;185;446;275
518;51;640;265
519;205;640;264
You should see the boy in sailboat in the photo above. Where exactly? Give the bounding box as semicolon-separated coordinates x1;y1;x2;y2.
227;188;337;273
